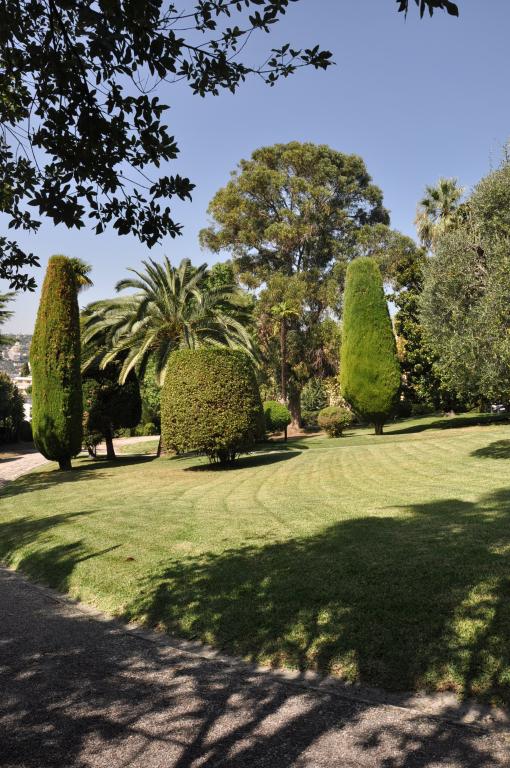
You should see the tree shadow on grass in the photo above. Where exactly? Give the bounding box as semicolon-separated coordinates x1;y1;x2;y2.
0;508;122;591
122;488;510;708
185;448;304;472
0;455;155;500
388;413;508;436
1;564;507;768
471;440;510;460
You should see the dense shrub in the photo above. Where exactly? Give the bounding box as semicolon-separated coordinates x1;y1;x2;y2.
263;400;291;437
340;257;401;435
301;409;319;428
161;348;264;465
30;255;83;469
0;373;24;442
18;420;33;442
135;422;158;436
318;405;353;437
301;378;328;413
140;359;161;429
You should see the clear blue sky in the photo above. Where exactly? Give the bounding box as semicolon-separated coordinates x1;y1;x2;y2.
4;0;509;333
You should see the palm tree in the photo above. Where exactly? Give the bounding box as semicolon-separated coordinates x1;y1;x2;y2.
69;257;93;292
82;257;255;385
415;178;464;249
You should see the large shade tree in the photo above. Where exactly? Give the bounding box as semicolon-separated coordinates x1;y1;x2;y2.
200;141;389;423
82;257;254;385
420;162;510;405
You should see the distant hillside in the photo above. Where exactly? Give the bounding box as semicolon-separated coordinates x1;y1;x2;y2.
0;335;32;378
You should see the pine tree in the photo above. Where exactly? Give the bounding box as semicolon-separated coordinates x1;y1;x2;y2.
340;257;400;434
30;255;83;469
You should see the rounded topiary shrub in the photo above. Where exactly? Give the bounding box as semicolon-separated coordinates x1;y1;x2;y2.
161;348;264;465
318;405;353;437
263;401;291;436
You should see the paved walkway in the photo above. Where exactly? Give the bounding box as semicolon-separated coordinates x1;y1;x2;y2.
0;445;48;486
0;567;509;768
0;435;158;486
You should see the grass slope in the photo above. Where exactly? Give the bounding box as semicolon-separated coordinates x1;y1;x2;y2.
2;413;510;704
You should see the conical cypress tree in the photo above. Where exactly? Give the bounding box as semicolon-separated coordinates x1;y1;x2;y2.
340;257;400;435
31;255;83;469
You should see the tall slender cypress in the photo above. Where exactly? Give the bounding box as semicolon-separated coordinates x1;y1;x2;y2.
31;255;83;469
340;257;400;435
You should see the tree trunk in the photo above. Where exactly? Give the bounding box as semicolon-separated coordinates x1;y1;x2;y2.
374;420;384;436
58;457;72;471
280;317;287;403
284;425;288;442
288;385;302;430
156;435;162;457
105;428;116;460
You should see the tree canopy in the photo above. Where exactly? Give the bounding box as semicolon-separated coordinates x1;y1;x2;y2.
201;141;388;421
420;162;510;404
82;256;254;384
0;0;333;290
201;142;389;284
397;1;458;16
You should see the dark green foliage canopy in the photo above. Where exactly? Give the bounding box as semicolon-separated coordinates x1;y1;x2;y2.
161;348;264;464
420;162;510;403
30;255;82;467
0;1;332;289
340;257;400;433
0;372;24;442
263;401;291;433
83;363;141;446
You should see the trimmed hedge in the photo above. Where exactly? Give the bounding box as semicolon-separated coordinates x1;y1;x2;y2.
340;257;400;435
263;401;291;434
30;255;83;469
318;405;353;437
161;348;264;464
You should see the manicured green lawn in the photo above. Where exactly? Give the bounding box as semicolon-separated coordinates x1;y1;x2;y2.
118;439;159;456
2;413;510;704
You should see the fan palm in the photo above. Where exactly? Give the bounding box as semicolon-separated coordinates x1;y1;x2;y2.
415;177;464;248
82;257;255;383
69;257;93;293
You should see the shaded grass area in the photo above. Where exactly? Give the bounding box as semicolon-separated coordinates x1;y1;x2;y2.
2;414;510;704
